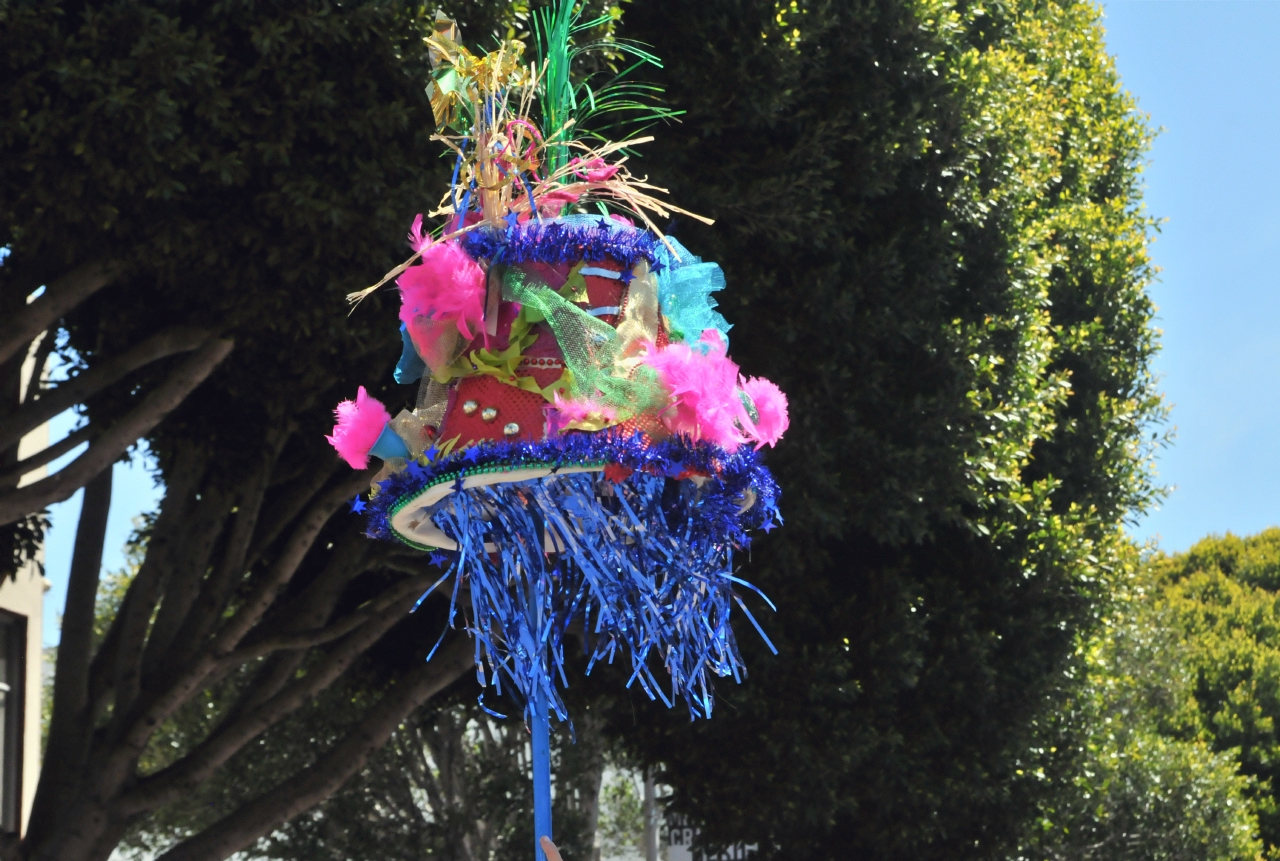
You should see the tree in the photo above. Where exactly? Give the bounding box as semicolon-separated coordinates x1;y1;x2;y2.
1132;528;1280;856
1015;552;1262;861
244;691;608;861
0;2;239;575
1;3;531;859
601;0;1164;858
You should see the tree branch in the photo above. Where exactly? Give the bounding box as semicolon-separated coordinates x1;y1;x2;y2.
0;337;233;525
150;635;474;861
0;325;211;452
116;575;446;816
214;533;372;726
0;425;91;487
207;466;374;654
92;468;370;789
244;457;337;571
233;571;439;659
245;530;371;649
135;484;235;687
95;446;208;730
156;431;289;672
0;261;117;367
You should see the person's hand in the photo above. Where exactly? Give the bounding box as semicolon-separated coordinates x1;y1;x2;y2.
540;836;564;861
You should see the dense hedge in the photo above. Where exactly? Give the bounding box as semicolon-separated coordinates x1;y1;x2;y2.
601;1;1163;858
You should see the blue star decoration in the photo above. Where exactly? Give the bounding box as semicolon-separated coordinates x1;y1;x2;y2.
597;217;612;231
424;445;439;462
651;260;666;274
429;551;451;568
504;211;520;229
349;496;367;514
463;446;482;464
760;519;776;533
619;269;634;285
407;460;429;481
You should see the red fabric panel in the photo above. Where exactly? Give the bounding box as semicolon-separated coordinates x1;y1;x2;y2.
439;375;547;446
583;259;625;310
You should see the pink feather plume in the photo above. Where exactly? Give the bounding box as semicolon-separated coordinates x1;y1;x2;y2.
406;213;431;253
397;240;486;342
644;330;748;450
326;386;391;469
740;376;789;449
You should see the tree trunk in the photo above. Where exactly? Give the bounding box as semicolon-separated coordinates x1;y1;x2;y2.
643;771;658;861
28;467;113;854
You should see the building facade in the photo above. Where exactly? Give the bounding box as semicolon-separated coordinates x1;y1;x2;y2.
0;341;52;834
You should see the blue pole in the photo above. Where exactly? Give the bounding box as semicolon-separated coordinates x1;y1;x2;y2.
531;684;553;861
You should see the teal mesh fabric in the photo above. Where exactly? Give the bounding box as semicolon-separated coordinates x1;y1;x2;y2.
655;237;732;346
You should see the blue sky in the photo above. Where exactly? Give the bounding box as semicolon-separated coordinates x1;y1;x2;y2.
35;1;1280;646
1102;1;1280;551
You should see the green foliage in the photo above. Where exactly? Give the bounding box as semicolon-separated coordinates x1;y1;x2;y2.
1032;730;1260;861
0;0;515;474
601;0;1164;857
1017;558;1262;861
597;769;646;859
1132;528;1280;856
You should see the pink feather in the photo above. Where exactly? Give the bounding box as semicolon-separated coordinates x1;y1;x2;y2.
326;386;391;469
397;240;486;342
740;376;790;449
406;213;431;253
644;330;748;450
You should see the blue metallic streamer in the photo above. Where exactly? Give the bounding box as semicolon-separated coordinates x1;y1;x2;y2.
363;432;781;720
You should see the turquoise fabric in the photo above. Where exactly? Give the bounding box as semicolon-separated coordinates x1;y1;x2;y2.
655;236;732;348
394;323;427;384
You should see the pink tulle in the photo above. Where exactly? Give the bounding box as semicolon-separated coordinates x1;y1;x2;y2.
644;330;748;450
397;240;487;347
326;386;391;469
740;376;789;449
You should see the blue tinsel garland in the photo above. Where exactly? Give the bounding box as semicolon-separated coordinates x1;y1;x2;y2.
361;432;781;720
460;217;661;269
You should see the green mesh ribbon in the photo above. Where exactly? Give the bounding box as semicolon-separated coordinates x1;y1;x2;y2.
501;268;666;420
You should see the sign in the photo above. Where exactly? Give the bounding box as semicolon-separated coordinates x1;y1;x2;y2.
661;812;758;861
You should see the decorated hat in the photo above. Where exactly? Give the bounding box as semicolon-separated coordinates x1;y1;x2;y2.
328;9;788;721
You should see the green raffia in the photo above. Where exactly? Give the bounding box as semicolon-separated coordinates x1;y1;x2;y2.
534;0;681;179
535;0;576;178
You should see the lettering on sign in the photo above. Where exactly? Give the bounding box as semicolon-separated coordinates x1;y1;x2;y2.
661;812;758;861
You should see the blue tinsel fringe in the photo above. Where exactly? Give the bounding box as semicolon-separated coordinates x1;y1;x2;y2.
361;432;782;721
460;217;661;269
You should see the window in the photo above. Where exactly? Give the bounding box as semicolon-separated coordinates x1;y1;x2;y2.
0;613;26;834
